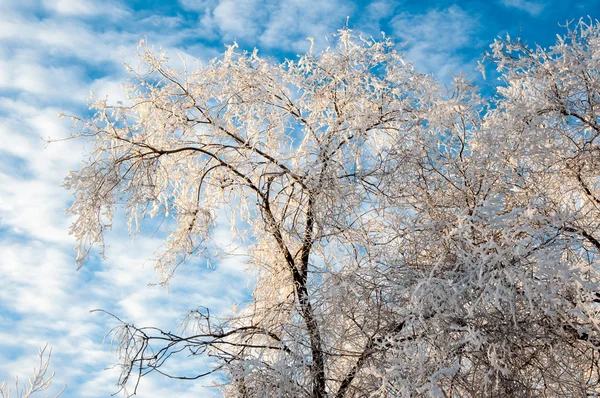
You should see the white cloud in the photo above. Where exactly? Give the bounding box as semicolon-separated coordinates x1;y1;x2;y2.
42;0;130;18
499;0;545;16
0;13;135;66
259;0;354;53
0;213;249;397
182;0;353;52
0;243;74;315
352;0;400;36
0;57;88;103
213;0;268;39
392;5;478;51
0;175;72;243
391;6;481;80
0;97;90;245
0;2;252;397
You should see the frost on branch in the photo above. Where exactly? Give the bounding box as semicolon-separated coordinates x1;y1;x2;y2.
0;346;65;398
66;24;600;397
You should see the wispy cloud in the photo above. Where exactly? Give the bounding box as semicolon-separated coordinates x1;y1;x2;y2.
391;5;481;80
258;0;354;52
182;0;354;52
499;0;545;16
0;1;254;396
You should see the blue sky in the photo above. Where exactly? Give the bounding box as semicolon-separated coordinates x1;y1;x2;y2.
1;0;599;396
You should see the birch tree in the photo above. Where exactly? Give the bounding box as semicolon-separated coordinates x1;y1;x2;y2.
65;22;600;397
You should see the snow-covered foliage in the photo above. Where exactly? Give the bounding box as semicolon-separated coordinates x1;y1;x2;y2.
66;22;600;397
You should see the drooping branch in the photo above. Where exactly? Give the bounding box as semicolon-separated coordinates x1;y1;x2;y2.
95;309;296;397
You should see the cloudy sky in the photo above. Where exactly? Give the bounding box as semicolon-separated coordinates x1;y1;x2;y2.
1;0;599;396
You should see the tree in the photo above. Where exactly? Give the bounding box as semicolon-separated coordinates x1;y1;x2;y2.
65;23;600;397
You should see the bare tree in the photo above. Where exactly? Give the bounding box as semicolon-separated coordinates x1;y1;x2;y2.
66;23;600;397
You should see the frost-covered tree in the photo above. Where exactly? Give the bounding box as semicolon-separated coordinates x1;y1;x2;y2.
65;22;600;397
0;346;65;398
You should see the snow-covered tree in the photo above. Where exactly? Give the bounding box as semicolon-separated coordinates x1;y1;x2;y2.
0;346;65;398
65;22;600;397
